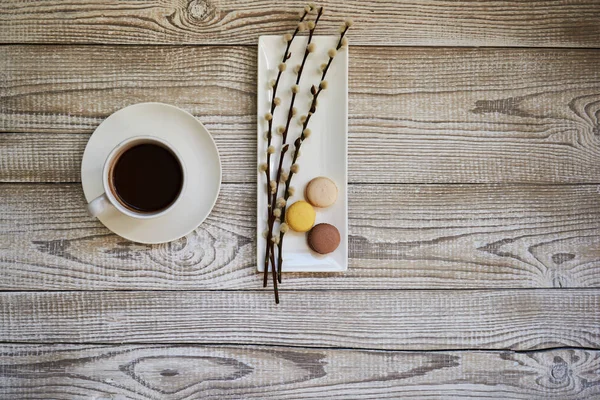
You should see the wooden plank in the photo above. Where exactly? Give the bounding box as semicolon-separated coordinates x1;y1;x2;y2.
1;290;599;349
1;183;599;290
2;345;599;399
0;132;255;184
2;46;600;184
0;134;84;183
1;0;599;47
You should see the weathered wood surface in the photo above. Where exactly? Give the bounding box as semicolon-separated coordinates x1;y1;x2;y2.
2;46;600;184
1;183;599;290
2;0;600;47
2;344;599;400
0;134;85;183
1;290;599;349
2;2;600;397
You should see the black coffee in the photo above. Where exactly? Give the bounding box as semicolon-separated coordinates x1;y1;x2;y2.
111;143;183;213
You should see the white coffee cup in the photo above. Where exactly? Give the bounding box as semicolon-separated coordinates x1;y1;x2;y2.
87;135;187;219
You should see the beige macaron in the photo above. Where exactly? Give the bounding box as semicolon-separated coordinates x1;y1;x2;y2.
305;177;338;208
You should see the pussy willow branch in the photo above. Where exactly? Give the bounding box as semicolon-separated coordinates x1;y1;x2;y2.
276;24;351;276
266;6;323;284
262;8;310;295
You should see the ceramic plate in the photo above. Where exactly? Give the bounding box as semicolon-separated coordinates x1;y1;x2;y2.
257;35;348;272
81;102;221;244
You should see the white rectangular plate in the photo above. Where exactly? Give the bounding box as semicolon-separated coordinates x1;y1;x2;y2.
257;35;348;272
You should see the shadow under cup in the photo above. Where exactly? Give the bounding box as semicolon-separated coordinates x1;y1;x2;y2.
107;139;184;215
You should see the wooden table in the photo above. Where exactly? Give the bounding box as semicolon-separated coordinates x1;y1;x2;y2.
1;1;600;398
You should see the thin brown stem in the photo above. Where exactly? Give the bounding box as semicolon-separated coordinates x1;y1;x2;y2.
270;245;279;304
320;26;349;80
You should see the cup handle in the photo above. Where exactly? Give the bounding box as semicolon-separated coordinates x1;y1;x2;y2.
87;193;111;217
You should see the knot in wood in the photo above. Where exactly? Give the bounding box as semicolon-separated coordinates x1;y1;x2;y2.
550;357;569;382
551;252;575;265
187;0;215;21
160;368;179;377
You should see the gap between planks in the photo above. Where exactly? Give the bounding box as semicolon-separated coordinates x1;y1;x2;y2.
0;341;598;354
2;43;600;50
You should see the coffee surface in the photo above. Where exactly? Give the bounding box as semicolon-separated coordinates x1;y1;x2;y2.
112;143;183;212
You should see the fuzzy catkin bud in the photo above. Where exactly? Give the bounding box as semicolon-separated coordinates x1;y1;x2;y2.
269;79;276;87
277;125;285;135
300;115;307;124
273;208;282;218
262;230;268;238
269;180;276;189
287;187;295;197
271;236;280;244
258;163;268;172
292;107;297;116
294;64;301;74
304;5;311;12
265;112;272;121
291;85;299;94
303;128;311;138
307;43;316;53
307;21;315;30
277;197;286;208
345;18;354;27
283;33;292;42
298;22;307;31
274;97;281;106
320;80;328;90
267;146;275;154
280;223;289;233
339;25;346;33
278;63;287;72
341;37;349;47
281;171;289;182
291;164;299;174
328;49;337;58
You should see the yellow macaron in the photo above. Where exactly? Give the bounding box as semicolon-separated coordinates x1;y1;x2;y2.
285;201;316;232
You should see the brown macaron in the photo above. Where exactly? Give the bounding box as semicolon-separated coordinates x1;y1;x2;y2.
307;223;341;254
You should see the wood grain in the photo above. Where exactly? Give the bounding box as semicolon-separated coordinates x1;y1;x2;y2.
1;290;599;349
2;46;600;183
1;0;600;47
1;183;599;290
2;344;599;399
0;134;84;182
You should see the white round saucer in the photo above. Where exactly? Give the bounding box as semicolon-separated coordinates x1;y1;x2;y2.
81;102;221;244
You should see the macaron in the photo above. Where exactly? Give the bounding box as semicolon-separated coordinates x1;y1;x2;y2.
285;200;316;232
305;177;338;208
307;223;341;254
